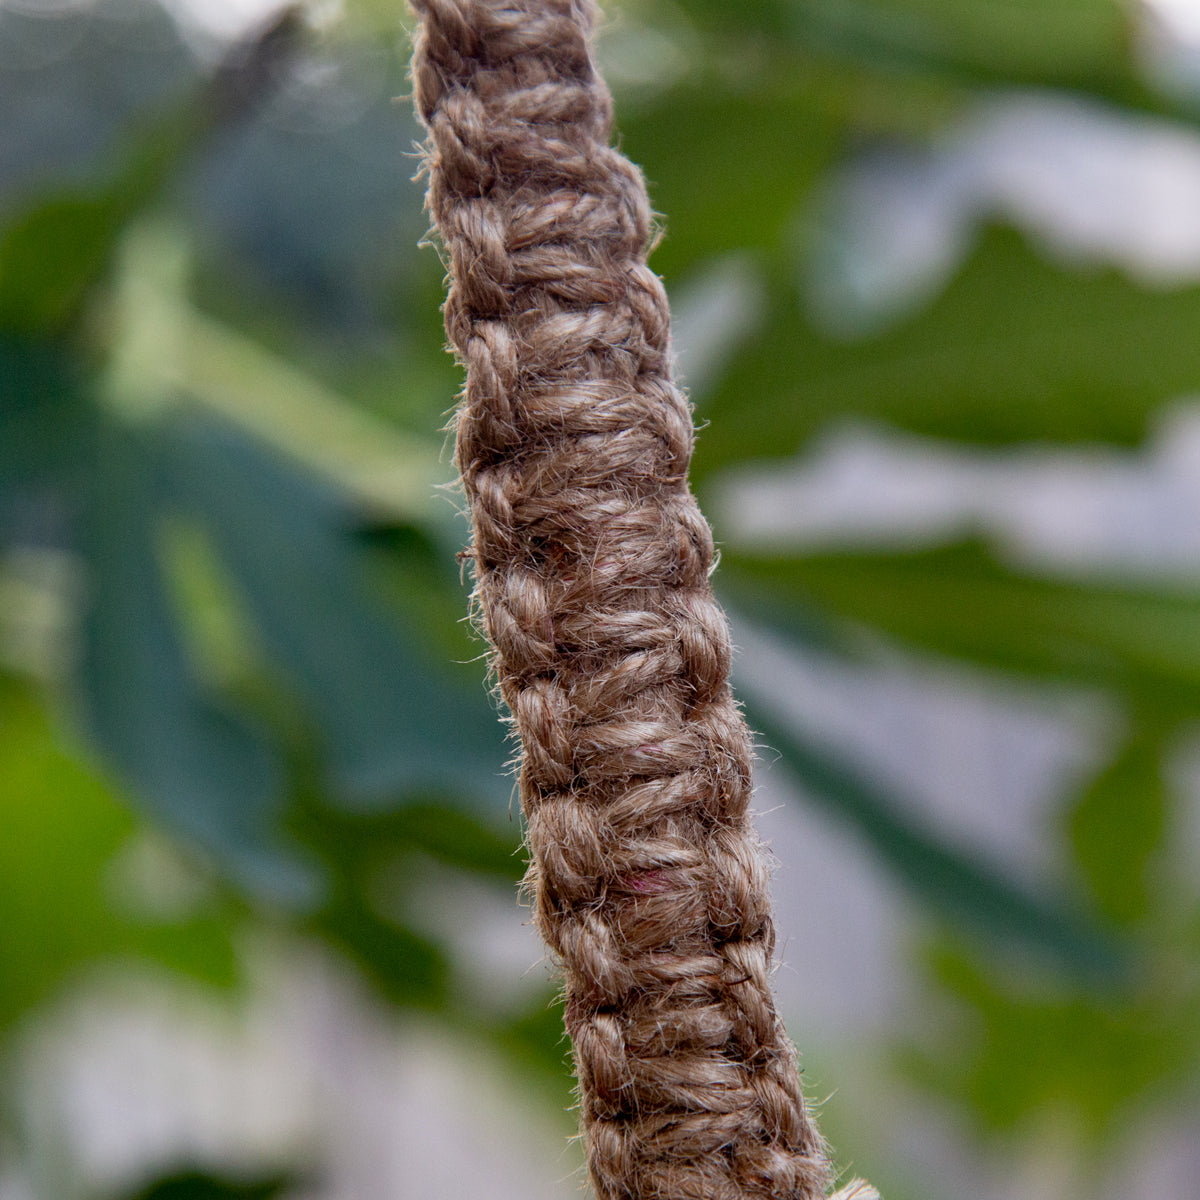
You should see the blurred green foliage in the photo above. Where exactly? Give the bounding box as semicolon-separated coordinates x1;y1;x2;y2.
116;1171;295;1200
0;682;240;1032
3;0;1200;1197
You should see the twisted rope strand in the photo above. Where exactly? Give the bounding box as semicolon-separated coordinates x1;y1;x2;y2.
410;3;873;1196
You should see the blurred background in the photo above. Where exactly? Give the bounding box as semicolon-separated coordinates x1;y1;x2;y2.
3;0;1200;1197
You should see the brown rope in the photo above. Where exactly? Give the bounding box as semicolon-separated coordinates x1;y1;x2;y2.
410;2;875;1196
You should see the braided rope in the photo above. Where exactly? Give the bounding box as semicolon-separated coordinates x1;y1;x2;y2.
410;3;875;1196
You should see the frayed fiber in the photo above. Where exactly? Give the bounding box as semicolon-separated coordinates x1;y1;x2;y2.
831;1182;881;1200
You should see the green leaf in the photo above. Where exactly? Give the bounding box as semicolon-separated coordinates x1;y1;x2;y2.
726;542;1200;707
289;797;523;885
0;195;130;335
75;417;320;905
277;796;473;1010
696;227;1200;477
161;411;507;810
1066;717;1173;926
487;990;575;1109
620;86;840;279
0;110;205;337
675;0;1143;102
365;802;523;880
745;697;1127;978
619;0;1175;290
315;896;451;1010
116;1169;295;1200
0;337;91;531
902;941;1200;1138
0;9;303;337
796;0;1131;93
0;681;240;1032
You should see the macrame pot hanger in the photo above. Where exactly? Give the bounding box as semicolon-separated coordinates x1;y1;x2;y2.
409;2;878;1196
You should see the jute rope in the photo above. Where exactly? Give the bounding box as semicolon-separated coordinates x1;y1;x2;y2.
410;3;876;1197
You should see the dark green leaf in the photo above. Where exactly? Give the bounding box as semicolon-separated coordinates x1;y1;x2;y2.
745;697;1127;979
0;337;90;544
315;898;450;1010
188;40;427;338
1066;716;1173;926
76;417;320;905
0;338;87;468
0;681;240;1032
901;941;1199;1137
117;1168;295;1200
486;990;575;1108
621;86;840;279
0;106;205;336
0;8;303;337
162;411;507;810
0;0;197;203
696;227;1200;477
371;802;523;880
726;542;1200;707
0;194;129;335
676;0;1143;102
289;798;522;884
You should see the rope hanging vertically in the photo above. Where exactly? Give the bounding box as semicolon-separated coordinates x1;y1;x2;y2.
410;2;875;1196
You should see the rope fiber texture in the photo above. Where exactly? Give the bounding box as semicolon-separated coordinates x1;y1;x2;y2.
410;3;875;1197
